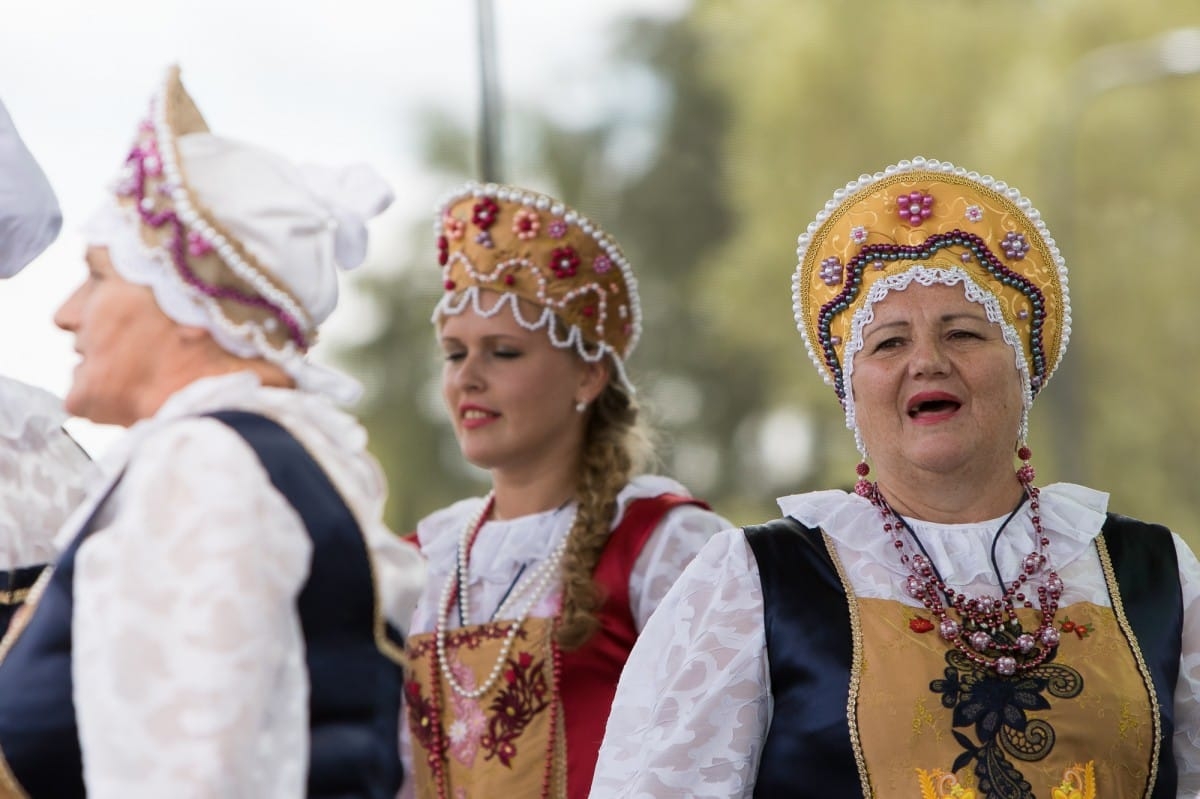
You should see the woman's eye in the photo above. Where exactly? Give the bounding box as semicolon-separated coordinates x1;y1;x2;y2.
873;337;904;352
494;349;521;359
443;351;466;362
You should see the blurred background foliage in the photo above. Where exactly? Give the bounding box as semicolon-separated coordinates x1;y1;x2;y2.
341;0;1200;548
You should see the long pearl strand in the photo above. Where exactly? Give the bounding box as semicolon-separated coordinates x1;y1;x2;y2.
434;492;574;700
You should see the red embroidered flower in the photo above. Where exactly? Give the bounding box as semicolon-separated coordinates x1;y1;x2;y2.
518;651;533;669
472;197;500;229
512;209;540;240
437;235;449;266
909;616;935;634
549;246;580;279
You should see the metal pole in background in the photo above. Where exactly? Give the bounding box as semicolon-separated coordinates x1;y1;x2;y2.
475;0;502;183
1044;27;1200;482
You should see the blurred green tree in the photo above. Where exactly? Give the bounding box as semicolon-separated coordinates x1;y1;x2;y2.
345;1;1200;548
687;0;1200;543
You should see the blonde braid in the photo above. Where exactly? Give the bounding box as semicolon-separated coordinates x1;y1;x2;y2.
556;378;652;650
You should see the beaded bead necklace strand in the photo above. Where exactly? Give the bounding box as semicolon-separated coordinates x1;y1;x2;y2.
857;448;1063;676
424;491;572;798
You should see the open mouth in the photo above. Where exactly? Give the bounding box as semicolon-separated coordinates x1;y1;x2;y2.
906;394;962;419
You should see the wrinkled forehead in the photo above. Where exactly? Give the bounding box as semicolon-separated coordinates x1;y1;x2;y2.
859;281;994;331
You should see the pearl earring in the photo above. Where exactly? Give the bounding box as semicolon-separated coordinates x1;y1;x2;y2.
575;400;587;413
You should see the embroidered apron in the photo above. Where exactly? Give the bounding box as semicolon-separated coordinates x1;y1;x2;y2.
406;616;565;799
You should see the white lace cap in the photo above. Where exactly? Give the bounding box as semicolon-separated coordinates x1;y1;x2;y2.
85;67;396;405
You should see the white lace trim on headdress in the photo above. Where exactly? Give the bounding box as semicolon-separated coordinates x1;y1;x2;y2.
84;199;362;405
841;264;1032;457
432;285;635;394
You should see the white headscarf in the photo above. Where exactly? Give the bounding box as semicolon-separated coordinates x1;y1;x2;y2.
84;70;393;404
0;98;61;278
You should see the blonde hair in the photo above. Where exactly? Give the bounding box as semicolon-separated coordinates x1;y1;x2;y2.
556;375;653;650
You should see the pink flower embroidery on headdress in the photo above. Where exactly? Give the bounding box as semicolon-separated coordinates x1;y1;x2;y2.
443;214;466;241
850;226;868;244
547;219;568;239
819;256;844;286
512;208;540;240
965;205;984;223
186;230;214;257
1001;231;1031;260
593;254;613;274
897;190;934;226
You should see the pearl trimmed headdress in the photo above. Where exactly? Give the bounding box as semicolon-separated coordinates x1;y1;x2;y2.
432;182;642;392
86;66;394;403
792;157;1071;454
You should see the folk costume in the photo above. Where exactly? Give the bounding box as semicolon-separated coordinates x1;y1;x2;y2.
592;157;1200;798
401;184;732;799
0;98;96;636
0;68;425;799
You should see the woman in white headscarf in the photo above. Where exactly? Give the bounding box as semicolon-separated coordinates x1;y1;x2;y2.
0;98;96;636
0;69;425;799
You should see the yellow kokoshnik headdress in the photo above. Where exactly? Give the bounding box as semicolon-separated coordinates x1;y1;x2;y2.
793;156;1070;454
432;183;641;392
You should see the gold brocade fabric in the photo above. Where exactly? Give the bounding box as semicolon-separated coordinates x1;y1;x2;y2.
405;616;565;799
855;599;1154;797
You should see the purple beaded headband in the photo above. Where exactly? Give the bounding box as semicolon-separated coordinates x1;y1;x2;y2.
793;157;1070;409
111;67;315;355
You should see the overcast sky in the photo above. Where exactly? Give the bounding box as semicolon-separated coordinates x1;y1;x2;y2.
0;0;685;452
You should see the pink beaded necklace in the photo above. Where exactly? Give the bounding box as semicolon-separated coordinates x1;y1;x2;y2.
856;447;1063;676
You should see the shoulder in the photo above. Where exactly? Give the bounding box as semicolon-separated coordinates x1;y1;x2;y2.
0;375;68;441
616;474;730;531
414;495;490;556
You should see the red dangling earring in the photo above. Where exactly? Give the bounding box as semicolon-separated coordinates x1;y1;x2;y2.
1016;444;1035;486
855;461;872;497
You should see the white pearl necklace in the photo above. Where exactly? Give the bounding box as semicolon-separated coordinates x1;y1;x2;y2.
435;493;574;700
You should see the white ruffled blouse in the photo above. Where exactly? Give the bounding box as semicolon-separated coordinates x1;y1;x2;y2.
0;376;96;570
590;483;1200;798
398;476;732;795
51;372;426;799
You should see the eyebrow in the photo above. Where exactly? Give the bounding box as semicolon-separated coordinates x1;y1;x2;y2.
865;312;989;335
438;333;524;347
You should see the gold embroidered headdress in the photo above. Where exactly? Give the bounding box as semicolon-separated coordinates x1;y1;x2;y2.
432;182;641;391
793;156;1070;453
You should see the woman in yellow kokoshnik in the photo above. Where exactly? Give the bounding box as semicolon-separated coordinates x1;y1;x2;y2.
592;157;1199;798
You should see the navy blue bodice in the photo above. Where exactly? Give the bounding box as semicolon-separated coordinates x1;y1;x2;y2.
0;410;403;798
744;513;1182;798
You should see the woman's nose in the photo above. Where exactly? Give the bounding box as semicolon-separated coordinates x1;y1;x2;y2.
909;336;950;378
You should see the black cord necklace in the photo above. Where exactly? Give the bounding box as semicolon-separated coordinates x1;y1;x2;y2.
892;491;1029;602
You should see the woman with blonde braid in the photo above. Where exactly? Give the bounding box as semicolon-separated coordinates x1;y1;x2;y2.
400;183;731;799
